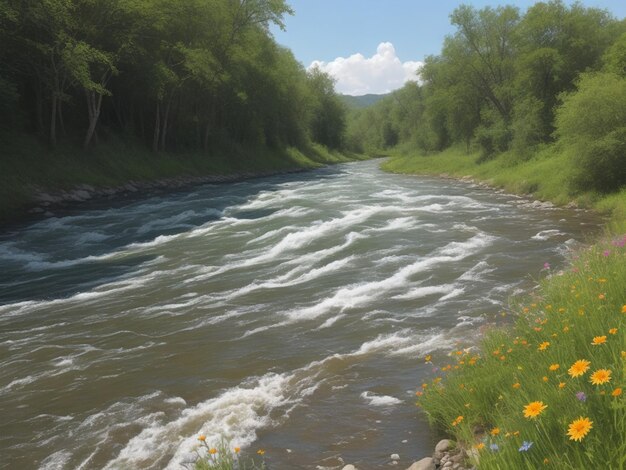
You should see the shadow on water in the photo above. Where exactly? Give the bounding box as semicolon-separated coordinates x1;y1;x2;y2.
0;165;346;305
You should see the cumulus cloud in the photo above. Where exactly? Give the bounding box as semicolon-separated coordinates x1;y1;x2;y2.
308;42;423;96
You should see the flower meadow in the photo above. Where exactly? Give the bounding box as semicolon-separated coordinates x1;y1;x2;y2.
186;438;266;470
417;235;626;469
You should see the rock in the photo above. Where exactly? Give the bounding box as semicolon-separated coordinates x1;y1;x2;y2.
28;207;44;214
465;448;480;465
435;439;455;454
341;465;357;470
406;457;435;470
443;461;453;468
391;453;400;460
44;211;54;217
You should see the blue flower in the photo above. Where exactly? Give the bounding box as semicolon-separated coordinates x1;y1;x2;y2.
518;441;533;452
490;443;499;452
576;391;587;402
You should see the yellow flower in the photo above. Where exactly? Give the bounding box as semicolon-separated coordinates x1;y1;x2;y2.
612;387;622;397
568;359;591;377
538;341;550;351
563;326;569;332
544;458;550;464
452;415;464;426
425;355;432;362
209;448;217;455
542;376;549;382
567;417;593;442
589;369;612;385
198;435;206;442
523;401;547;419
591;336;607;346
257;449;265;456
559;382;566;389
549;364;560;371
609;328;618;335
474;442;485;450
490;427;500;436
234;447;241;454
622;304;626;313
513;382;521;389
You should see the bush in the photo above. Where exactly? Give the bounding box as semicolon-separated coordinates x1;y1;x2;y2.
555;72;626;192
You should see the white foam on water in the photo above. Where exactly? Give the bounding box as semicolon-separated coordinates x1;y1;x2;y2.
459;261;494;281
532;229;565;241
368;216;417;233
360;391;402;407
440;288;465;301
40;450;72;470
393;284;457;300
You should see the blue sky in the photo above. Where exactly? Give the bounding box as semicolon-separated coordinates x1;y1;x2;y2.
271;1;626;95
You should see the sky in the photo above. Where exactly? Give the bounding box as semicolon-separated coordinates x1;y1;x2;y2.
271;0;626;96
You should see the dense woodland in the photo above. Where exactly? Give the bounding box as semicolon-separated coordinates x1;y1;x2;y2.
0;0;346;153
347;1;626;192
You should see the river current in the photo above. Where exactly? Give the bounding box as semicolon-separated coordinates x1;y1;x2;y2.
0;160;601;469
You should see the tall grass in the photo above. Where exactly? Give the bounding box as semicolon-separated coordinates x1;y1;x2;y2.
417;236;626;468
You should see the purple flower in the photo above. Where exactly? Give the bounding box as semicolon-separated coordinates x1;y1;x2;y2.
603;250;611;257
576;391;587;402
543;262;550;270
490;443;499;452
519;441;533;452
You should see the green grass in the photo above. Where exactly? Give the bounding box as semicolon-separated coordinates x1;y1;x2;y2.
416;237;626;468
0;131;366;223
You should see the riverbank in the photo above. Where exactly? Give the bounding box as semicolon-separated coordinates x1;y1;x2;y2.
382;149;626;468
381;146;626;232
0;132;365;226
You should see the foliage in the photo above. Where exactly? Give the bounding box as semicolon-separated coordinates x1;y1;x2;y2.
416;237;626;469
555;72;626;192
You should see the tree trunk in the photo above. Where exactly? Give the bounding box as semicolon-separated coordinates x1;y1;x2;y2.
159;98;171;152
50;94;57;147
152;101;160;152
58;100;66;136
35;79;44;136
84;89;102;149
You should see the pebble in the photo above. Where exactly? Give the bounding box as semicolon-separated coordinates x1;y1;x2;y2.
391;453;400;460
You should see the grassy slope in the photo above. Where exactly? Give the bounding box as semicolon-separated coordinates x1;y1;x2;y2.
383;147;626;468
0;132;365;223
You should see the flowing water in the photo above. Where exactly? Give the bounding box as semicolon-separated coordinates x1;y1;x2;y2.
0;160;602;469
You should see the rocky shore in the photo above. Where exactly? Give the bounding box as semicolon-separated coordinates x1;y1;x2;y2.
20;167;308;221
339;439;477;470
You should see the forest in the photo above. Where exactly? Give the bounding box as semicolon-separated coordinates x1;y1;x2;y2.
0;0;346;153
347;1;626;193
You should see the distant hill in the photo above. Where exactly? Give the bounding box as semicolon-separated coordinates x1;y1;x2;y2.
340;93;389;109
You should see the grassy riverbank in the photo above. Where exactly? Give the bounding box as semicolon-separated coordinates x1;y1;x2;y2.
383;149;626;467
0;132;363;224
382;146;626;232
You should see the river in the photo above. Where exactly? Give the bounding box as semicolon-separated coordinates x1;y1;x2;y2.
0;160;601;469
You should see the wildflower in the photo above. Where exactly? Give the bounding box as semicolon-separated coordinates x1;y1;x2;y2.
538;342;550;351
523;401;547;419
209;448;218;455
257;449;265;456
513;382;521;389
490;443;499;452
452;415;464;426
198;435;206;442
425;355;431;362
603;250;611;257
559;382;566;389
544;458;550;464
568;359;591;377
563;326;569;332
519;441;533;452
542;376;549;382
567;417;593;442
234;447;240;454
490;427;500;436
589;369;611;385
576;391;586;402
474;442;485;450
612;388;622;397
415;391;423;396
543;262;550;269
598;294;605;300
622;305;626;313
609;328;618;335
549;364;560;371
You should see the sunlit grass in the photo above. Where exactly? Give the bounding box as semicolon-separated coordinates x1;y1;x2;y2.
416;235;626;469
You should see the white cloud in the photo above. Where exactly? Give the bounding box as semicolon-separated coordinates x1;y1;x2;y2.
308;42;423;96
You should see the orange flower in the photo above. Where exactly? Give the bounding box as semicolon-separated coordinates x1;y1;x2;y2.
523;401;547;419
549;364;560;371
234;447;241;454
568;359;591;377
452;415;464;426
567;417;593;442
513;382;521;389
598;294;605;300
490;427;500;436
198;435;206;442
538;341;550;351
591;336;607;346
542;376;549;382
622;305;626;313
609;328;618;335
474;442;485;450
589;369;612;385
612;387;622;397
558;382;566;389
